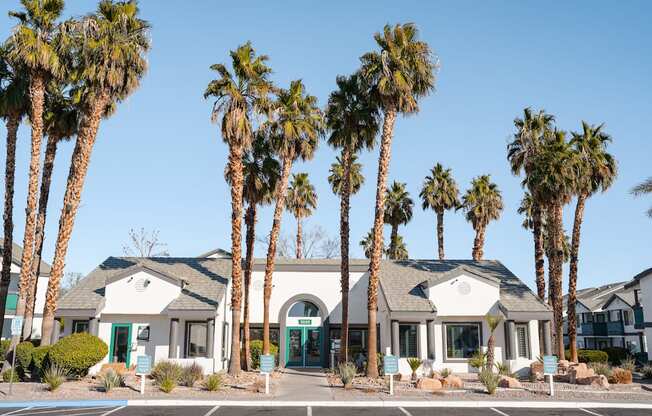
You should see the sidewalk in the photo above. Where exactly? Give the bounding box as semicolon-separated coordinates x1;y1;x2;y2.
275;368;332;401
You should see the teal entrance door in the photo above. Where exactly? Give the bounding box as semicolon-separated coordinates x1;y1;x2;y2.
286;326;322;367
109;323;132;368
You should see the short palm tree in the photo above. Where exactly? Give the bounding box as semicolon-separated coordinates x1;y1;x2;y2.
508;108;555;300
566;121;617;362
407;357;422;381
41;0;151;344
524;130;579;357
326;72;378;362
385;233;408;260
384;181;413;260
359;23;436;377
0;49;29;338
485;314;502;371
8;0;65;344
262;80;323;355
459;175;504;261
286;173;318;259
632;178;652;217
205;41;273;374
420;163;460;259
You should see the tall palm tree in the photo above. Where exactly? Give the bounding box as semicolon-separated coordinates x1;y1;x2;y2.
326;73;378;362
508;108;555;300
566;122;617;362
419;163;460;259
384;181;413;259
360;229;384;259
23;85;79;340
262;80;323;355
459;175;503;261
524;130;578;357
285;173;318;259
205;42;273;374
385;233;408;260
485;314;502;371
632;178;652;217
7;0;64;345
225;132;279;370
0;49;29;339
359;23;436;377
41;0;151;344
518;192;548;293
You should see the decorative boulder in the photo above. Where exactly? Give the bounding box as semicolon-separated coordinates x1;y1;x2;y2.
441;374;464;389
558;360;571;373
498;376;522;389
569;363;595;384
416;377;442;391
530;362;544;380
577;375;609;389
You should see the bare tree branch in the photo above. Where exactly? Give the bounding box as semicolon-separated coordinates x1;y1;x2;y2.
122;227;170;257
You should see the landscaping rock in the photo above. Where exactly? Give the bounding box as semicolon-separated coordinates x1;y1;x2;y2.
441;374;464;389
577;374;609;389
530;362;544;380
416;377;442;391
569;363;595;384
498;376;522;389
558;360;571;373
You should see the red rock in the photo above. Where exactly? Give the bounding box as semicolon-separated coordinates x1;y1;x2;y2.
441;374;464;389
416;377;442;391
569;363;595;384
498;376;522;388
577;375;609;388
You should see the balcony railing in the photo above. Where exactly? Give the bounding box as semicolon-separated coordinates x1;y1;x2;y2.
580;321;624;336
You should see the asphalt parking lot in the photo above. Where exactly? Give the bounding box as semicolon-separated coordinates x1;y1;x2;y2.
1;406;652;416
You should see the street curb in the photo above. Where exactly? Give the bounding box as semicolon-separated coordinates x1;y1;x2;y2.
0;400;128;408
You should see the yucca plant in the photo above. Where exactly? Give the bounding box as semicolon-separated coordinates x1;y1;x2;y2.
181;363;203;387
478;369;501;395
98;369;124;392
43;364;67;391
407;357;422;381
439;368;452;378
338;362;356;389
469;351;487;371
495;362;513;377
203;373;223;391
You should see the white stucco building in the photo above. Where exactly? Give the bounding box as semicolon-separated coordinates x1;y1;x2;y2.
0;240;51;340
56;251;553;377
623;267;652;360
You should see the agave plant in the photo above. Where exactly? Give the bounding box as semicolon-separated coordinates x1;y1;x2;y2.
407;357;422;381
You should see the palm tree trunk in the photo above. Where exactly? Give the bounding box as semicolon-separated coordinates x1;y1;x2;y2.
40;92;110;345
0;113;20;340
263;155;293;355
472;225;485;261
436;210;444;260
567;193;586;363
486;334;495;371
296;217;302;259
226;142;246;376
367;108;397;378
14;73;46;347
548;200;565;358
23;134;59;340
242;202;257;371
339;146;352;363
532;203;546;300
389;224;398;259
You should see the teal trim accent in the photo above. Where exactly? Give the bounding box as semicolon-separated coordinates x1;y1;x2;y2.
4;293;17;313
109;323;132;368
285;326;322;367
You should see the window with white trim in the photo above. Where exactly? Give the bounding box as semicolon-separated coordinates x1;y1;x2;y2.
185;321;207;358
515;324;530;358
399;324;418;358
445;323;480;359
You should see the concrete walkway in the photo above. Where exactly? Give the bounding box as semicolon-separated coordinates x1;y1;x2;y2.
275;368;333;400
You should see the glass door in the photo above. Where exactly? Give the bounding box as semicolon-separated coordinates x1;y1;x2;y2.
286;327;322;367
110;323;132;367
286;327;303;367
305;328;322;367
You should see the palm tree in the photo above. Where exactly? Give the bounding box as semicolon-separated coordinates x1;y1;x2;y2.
205;42;273;374
7;0;64;345
508;108;555;300
23;85;79;340
524;130;578;357
359;23;436;377
0;49;29;339
632;178;652;217
566;122;617;362
40;0;151;344
385;233;408;260
286;173;318;259
384;181;413;259
485;314;502;371
420;163;460;259
360;229;384;259
326;73;378;362
459;175;503;261
262;80;323;355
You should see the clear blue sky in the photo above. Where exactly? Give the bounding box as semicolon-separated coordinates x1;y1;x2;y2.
1;1;651;292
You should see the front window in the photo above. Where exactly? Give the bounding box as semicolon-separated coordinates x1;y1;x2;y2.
72;320;89;334
246;326;280;346
516;324;530;358
445;323;480;359
288;301;319;317
623;310;632;326
185;321;207;358
399;324;418;358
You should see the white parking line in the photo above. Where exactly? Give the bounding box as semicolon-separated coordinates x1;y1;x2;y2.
17;407;113;415
0;408;32;416
307;406;312;416
204;406;220;416
99;407;125;416
491;408;510;416
580;409;604;416
398;408;413;416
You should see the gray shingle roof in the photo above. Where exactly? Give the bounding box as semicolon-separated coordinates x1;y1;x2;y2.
58;257;230;311
564;281;629;312
0;239;51;275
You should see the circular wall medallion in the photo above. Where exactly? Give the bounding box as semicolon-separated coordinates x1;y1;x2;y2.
252;279;264;292
458;281;471;295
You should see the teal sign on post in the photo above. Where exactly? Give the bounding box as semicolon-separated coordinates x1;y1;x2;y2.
260;354;275;374
136;355;151;375
383;355;399;375
10;316;23;336
543;355;557;375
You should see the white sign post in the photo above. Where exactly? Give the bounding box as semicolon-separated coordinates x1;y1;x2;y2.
383;347;399;396
259;354;275;395
135;355;151;395
8;316;24;395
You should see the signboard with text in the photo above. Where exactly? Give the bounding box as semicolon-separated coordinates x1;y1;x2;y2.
383;355;399;375
10;316;23;336
260;354;275;374
543;355;557;375
136;355;151;375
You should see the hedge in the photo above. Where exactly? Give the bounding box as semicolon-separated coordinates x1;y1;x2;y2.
0;339;10;360
48;333;108;377
15;341;35;373
565;349;608;363
31;345;52;377
602;347;629;365
249;340;278;369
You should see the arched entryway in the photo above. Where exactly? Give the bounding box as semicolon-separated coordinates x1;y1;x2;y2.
278;294;329;368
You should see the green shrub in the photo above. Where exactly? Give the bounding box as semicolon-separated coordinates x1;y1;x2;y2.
31;345;52;378
2;369;19;382
159;376;177;393
15;341;35;373
589;362;612;378
565;349;608;363
440;368;452;378
151;361;182;385
98;369;124;392
338;362;356;388
642;365;652;379
478;369;500;395
619;356;636;372
181;363;203;387
469;351;487;370
249;340;278;369
43;364;67;391
602;347;629;365
407;357;422;380
0;339;10;360
48;333;108;377
495;362;513;377
203;373;223;391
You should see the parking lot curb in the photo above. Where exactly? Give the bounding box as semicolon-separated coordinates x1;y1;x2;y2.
0;400;128;408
